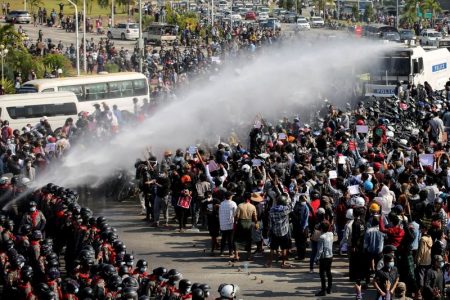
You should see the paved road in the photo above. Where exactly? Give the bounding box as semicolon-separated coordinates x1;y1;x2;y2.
7;21;137;51
80;196;375;300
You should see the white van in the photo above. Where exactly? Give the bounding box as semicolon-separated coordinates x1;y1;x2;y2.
0;92;79;130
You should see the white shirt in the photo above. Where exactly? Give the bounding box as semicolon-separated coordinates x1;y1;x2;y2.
219;199;237;231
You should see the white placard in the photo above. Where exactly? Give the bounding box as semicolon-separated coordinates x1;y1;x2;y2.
254;121;262;129
419;154;434;166
258;153;270;159
328;170;338;179
338;156;347;164
188;146;197;155
356;125;369;133
348;185;360;195
278;133;287;140
251;159;262;167
208;160;220;172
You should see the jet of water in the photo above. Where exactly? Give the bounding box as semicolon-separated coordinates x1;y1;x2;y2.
35;38;388;188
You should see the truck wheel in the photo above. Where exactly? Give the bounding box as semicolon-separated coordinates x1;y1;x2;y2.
107;32;113;39
121;33;125;40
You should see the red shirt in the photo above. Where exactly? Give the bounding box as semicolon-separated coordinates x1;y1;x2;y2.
379;217;404;248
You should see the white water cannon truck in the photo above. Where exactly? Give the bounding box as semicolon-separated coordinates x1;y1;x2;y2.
364;43;450;97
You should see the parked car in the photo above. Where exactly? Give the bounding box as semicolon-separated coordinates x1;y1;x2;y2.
5;10;31;23
258;12;269;21
296;18;310;30
398;29;416;42
107;23;140;40
283;12;297;23
419;29;442;46
380;31;401;42
310;16;324;27
245;11;257;20
265;17;281;30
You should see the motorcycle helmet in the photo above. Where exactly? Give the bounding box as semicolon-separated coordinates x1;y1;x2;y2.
124;253;134;266
178;279;192;294
345;208;354;220
192;288;205;300
21;265;33;282
3;239;14;251
165;269;182;282
63;278;80;294
122;276;139;290
199;283;211;297
102;264;117;279
152;267;167;280
120;287;138;300
47;267;60;280
108;274;123;291
118;265;130;277
80;287;94;299
218;284;239;299
136;259;148;273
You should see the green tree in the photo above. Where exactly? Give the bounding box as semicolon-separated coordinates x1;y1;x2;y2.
352;4;359;20
28;0;43;14
286;0;295;11
42;54;75;76
363;4;374;22
0;79;15;94
97;0;109;9
402;0;420;25
313;0;335;17
421;0;442;26
0;24;24;50
278;0;286;9
4;49;44;80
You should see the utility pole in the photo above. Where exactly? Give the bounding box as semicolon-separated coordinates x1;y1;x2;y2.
139;0;143;73
111;0;115;27
67;0;80;75
83;0;87;73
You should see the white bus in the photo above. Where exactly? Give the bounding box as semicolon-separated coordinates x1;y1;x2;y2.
0;92;79;130
18;72;150;113
365;44;450;97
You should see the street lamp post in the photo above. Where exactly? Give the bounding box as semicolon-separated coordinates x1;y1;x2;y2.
83;0;87;73
211;0;214;25
139;0;143;73
67;0;80;75
396;0;399;28
111;0;115;27
0;45;9;83
24;0;27;11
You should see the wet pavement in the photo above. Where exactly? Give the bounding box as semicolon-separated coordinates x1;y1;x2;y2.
81;195;376;299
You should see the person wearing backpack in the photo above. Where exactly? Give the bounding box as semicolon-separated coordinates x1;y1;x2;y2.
1;121;13;144
373;119;387;146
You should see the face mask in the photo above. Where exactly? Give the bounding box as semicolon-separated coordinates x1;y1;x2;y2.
30;207;36;212
440;262;445;268
388;261;395;268
300;202;306;206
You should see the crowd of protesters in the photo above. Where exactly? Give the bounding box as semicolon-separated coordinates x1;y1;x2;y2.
130;78;450;300
3;75;450;299
17;16;283;102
